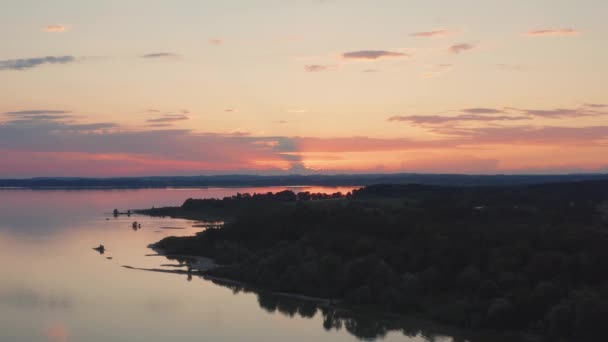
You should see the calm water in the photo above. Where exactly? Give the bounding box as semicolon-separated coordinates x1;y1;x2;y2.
0;187;486;342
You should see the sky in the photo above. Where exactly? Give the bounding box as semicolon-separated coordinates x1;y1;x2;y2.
1;0;607;177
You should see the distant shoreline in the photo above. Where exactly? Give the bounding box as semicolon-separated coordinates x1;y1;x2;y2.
2;173;608;190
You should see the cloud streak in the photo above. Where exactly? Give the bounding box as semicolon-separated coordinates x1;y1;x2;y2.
511;107;601;118
342;50;409;60
5;110;72;116
388;105;608;128
525;28;579;37
448;43;474;54
388;114;529;125
141;53;180;59
462;108;504;114
0;56;76;71
412;30;455;38
304;64;329;72
3;110;74;121
147;114;189;123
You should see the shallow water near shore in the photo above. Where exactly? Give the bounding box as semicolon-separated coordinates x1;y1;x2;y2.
0;187;522;342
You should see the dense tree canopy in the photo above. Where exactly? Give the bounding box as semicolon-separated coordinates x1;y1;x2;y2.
143;180;608;341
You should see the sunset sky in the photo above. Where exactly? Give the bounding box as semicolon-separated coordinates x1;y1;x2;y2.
1;0;607;177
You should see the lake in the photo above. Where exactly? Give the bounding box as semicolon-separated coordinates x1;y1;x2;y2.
0;187;507;342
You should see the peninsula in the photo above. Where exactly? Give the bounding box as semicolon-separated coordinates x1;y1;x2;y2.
139;180;608;341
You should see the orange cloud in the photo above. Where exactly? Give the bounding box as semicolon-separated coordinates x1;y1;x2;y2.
44;25;68;33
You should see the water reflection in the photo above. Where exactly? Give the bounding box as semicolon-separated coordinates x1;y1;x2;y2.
197;277;530;342
0;187;355;237
0;187;527;342
0;287;73;311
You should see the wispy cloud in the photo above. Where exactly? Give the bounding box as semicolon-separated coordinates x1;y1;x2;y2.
411;30;455;38
3;109;75;122
585;103;607;108
342;50;409;60
141;52;180;59
448;43;474;54
304;64;329;72
147;123;173;128
388;114;529;125
146;114;189;123
448;125;608;145
209;38;223;46
525;28;579;37
44;25;68;33
462;108;504;114
388;105;607;127
5;110;72;116
0;56;76;71
511;107;600;118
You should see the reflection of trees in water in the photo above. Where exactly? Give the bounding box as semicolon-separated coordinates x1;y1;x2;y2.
258;293;317;319
206;278;519;341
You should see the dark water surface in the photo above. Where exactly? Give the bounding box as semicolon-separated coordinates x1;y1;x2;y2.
0;188;515;342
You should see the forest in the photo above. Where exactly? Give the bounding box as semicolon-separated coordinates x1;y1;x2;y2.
140;180;608;341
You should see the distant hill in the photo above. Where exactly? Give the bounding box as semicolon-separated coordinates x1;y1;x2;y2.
1;173;608;189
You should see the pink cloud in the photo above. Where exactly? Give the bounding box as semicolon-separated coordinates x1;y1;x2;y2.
1;108;608;176
0;149;286;177
525;28;579;37
342;50;409;60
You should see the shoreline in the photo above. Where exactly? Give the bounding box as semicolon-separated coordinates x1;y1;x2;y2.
138;222;538;342
148;245;334;305
127;180;608;341
129;250;538;342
